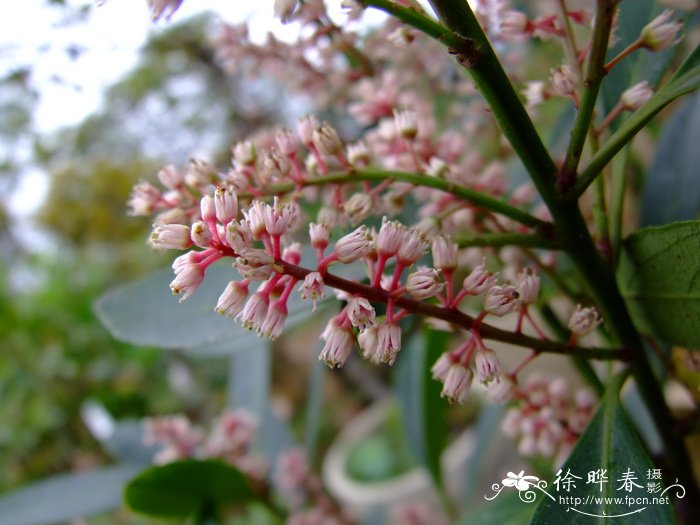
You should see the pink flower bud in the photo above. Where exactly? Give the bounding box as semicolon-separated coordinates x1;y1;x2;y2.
260;301;288;339
263;197;294;237
236;291;270;332
225;220;253;253
312;123;343;156
235;248;276;281
393;109;418;140
640;10;683;51
347;141;370;166
170;260;204;302
426;157;449;178
406;267;444;300
244;201;268;239
500;10;530;39
376;217;405;257
319;320;355;368
550;65;577;98
282;242;302;265
309;222;330;250
232;141;257;166
214;187;238;224
215;280;249;317
621;81;653;110
299;272;325;311
441;364;473;404
488;377;515;403
474;348;502;385
397;228;428;265
377;321;402;365
276;128;299;155
462;259;497;295
346;296;376;330
432;236;458;270
128;181;161;216
567;304;602;336
262;151;291;180
358;326;381;364
501;408;522;437
344;193;374;225
334;225;374;263
297;115;319;145
516;269;540;305
190;221;213;248
150;223;193;251
484;285;521;316
186;159;218;188
157;164;184;189
430;352;454;381
523;81;547;109
387;27;415;48
200;195;216;222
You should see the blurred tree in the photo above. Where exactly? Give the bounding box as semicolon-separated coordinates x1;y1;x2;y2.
0;12;286;491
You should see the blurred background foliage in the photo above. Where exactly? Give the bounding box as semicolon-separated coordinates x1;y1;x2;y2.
0;9;287;494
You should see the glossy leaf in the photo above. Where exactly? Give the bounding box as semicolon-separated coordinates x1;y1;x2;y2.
95;263;248;350
124;459;254;518
102;420;157;465
641;92;700;226
458;491;535;525
617;221;700;346
0;465;141;525
95;249;352;356
529;377;677;525
394;328;449;486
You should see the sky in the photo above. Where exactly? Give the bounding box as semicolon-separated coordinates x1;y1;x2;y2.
0;1;279;215
0;0;386;216
0;0;271;132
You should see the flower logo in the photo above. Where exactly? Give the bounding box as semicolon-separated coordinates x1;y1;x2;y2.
502;470;541;491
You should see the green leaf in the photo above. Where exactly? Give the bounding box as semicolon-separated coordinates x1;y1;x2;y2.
529;376;677;525
458;491;535;525
124;459;254;518
95;262;319;356
95;263;251;351
641;92;700;226
394;328;449;486
226;344;296;464
0;465;141;525
304;350;329;463
617;221;700;346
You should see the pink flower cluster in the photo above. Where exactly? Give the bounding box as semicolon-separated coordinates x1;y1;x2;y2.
143;409;263;476
501;374;596;466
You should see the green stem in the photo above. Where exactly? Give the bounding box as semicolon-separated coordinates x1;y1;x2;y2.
453;232;561;250
278;259;631;361
558;0;617;193
590;131;612;259
609;146;630;267
360;0;457;45
573;79;697;197
258;169;552;231
427;0;561;208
